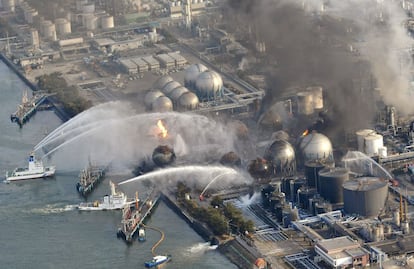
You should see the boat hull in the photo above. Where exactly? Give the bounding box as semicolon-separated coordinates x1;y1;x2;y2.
5;169;55;182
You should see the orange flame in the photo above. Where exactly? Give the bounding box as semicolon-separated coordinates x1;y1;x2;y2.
157;119;168;138
302;129;309;136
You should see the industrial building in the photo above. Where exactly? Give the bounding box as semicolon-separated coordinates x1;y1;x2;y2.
315;236;370;268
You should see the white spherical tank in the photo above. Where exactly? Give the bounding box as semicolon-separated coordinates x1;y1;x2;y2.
154;76;174;89
152;96;173;112
355;129;375;152
83;14;97;30
195;70;223;100
178;92;199;110
144;90;164;110
55;18;71;35
296;91;314;115
307;86;323;109
169;86;189;102
100;15;114;29
162;81;181;95
184;63;208;88
299;132;333;161
364;133;383;156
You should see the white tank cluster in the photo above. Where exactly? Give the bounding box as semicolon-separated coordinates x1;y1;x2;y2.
149;75;200;111
295;86;324;115
355;129;386;157
299;131;333;162
184;64;223;101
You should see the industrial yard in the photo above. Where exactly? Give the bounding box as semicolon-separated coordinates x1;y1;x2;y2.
5;0;414;269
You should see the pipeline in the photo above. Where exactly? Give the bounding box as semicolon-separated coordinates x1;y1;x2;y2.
143;224;165;257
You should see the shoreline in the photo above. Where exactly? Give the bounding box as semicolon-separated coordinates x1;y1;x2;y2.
0;53;71;123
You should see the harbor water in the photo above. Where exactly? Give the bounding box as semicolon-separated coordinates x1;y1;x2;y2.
0;62;237;269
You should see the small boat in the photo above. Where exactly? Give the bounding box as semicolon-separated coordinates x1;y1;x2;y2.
144;255;171;268
5;152;55;182
77;181;130;211
138;227;146;242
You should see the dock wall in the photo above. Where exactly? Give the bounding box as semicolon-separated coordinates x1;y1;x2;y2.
160;192;213;242
0;53;39;91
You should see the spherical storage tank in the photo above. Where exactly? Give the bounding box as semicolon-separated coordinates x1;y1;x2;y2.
220;152;242;167
152;145;176;167
100;15;114;29
178;92;199;110
162;81;181;95
154;75;174;89
364;133;383;157
299;132;333;162
152;96;173;112
343;177;388;217
264;140;296;177
144;90;164;110
195;70;223;101
184;63;208;88
169;86;189;102
318;167;349;204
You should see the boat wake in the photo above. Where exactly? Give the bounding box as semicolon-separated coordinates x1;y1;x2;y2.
184;242;217;256
26;203;78;215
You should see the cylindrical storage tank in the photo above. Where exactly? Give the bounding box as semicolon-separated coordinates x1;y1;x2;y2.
195;70;223;101
393;209;400;227
100;15;114;29
76;0;88;11
184;63;208;88
307;86;323;109
281;178;293;200
3;0;15;12
318;167;349;204
169;86;189;102
154;75;174;89
144;90;164;110
343;177;388;217
264;139;296;177
55;18;71;35
296;91;314;115
290;178;306;203
297;187;317;210
299;132;333;162
402;221;410;234
355;129;375;152
83;14;97;30
162;81;181;95
364;133;384;156
152;145;176;167
152;96;173;112
304;160;326;188
178;91;199;110
378;146;387;158
82;3;95;13
275;205;283;222
42;21;57;41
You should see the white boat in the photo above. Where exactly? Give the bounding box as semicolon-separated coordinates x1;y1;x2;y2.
144;255;171;268
77;181;130;211
5;152;55;182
